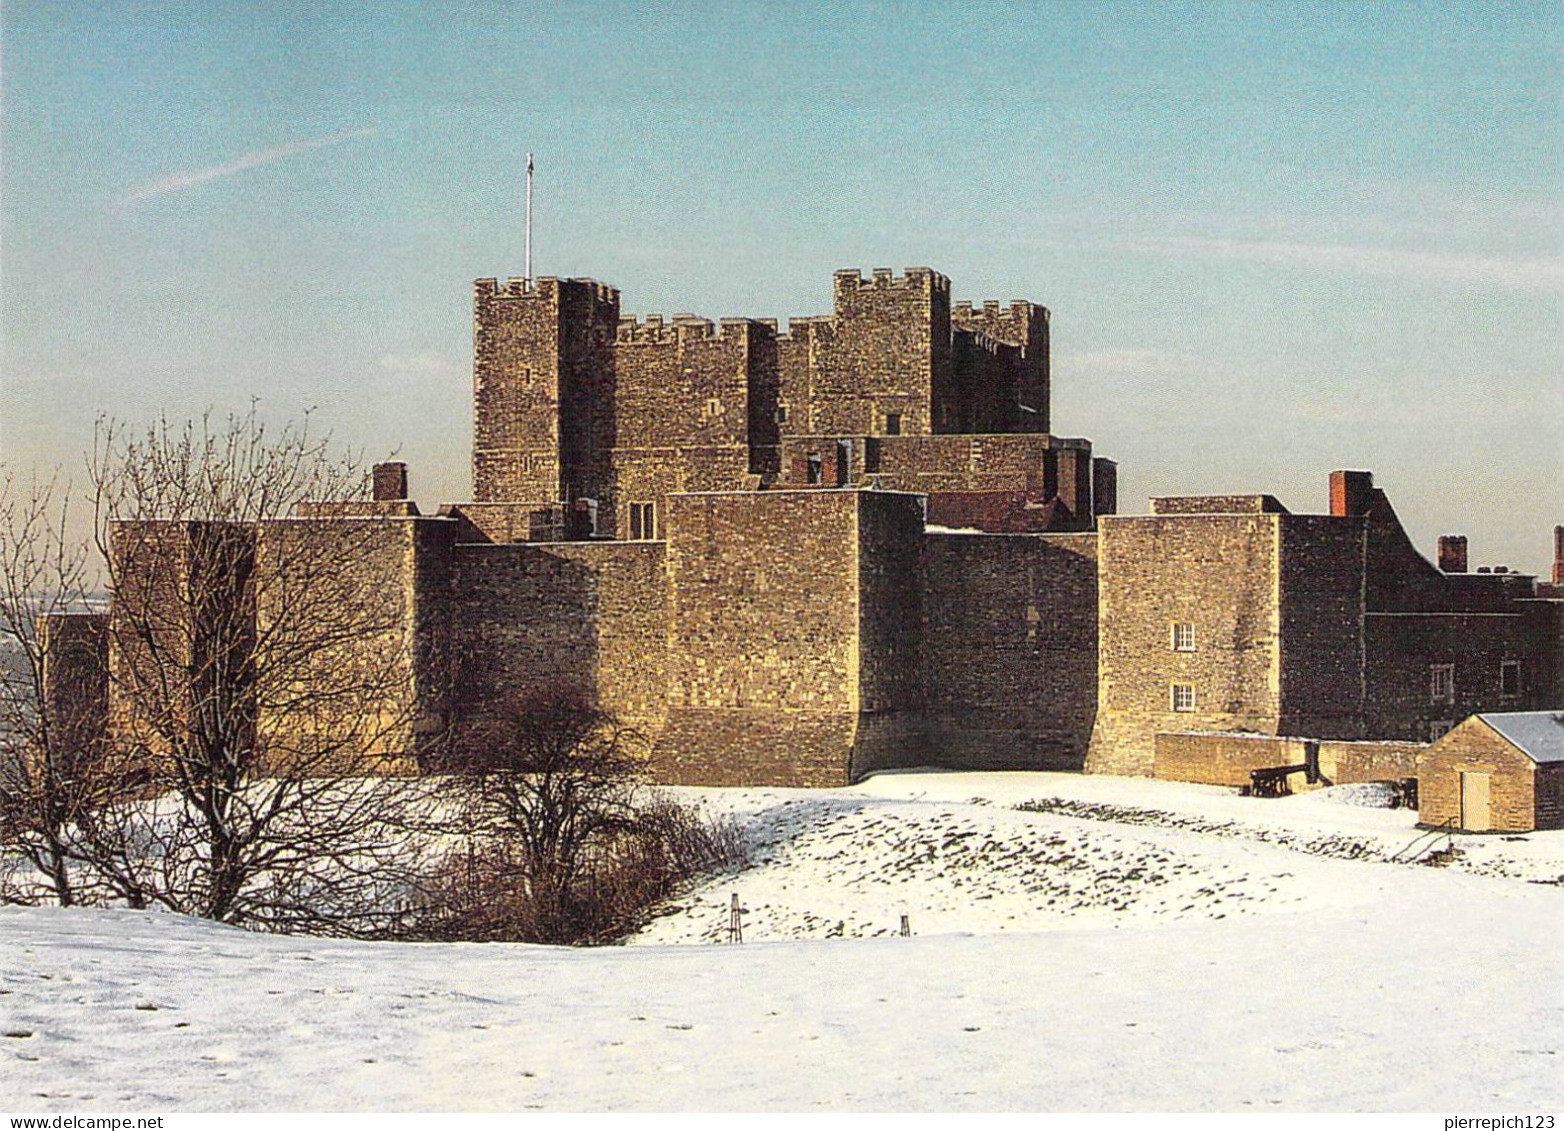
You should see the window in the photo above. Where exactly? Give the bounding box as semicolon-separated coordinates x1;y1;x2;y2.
1501;660;1521;698
836;440;852;487
1170;683;1196;712
885;412;902;436
774;404;789;425
629;501;656;540
1170;622;1195;652
806;452;823;485
1430;663;1455;704
1429;719;1455;742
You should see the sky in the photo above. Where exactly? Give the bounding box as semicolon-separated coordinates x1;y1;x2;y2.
2;0;1560;574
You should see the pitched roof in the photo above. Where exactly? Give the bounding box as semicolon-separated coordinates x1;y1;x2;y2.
1478;712;1564;764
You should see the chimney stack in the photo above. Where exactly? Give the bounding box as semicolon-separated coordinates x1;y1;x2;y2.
1092;457;1118;517
1329;470;1374;518
372;461;409;502
1437;535;1468;574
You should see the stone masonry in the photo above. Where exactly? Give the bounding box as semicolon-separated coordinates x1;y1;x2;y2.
65;266;1563;794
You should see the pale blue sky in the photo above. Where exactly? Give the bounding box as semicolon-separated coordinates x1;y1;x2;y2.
3;1;1560;572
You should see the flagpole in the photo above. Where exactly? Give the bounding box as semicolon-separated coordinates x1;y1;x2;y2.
525;153;534;284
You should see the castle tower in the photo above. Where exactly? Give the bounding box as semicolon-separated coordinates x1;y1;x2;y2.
472;276;620;507
948;299;1050;433
807;268;952;437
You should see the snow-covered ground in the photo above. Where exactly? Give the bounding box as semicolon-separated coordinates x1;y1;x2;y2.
3;770;1563;1112
640;771;1564;943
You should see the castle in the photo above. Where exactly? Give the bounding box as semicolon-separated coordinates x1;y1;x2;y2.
61;267;1564;808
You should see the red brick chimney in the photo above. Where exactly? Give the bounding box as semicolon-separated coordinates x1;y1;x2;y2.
1329;470;1374;517
372;461;409;502
1437;535;1468;573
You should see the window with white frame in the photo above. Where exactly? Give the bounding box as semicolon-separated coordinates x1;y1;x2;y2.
1500;660;1521;698
628;501;656;541
1430;663;1455;704
1429;719;1454;742
1171;622;1195;652
1170;683;1196;712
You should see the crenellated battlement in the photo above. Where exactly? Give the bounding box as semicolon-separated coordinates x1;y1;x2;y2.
833;267;951;296
479;266;1055;514
953;299;1049;344
615;315;768;345
777;315;831;343
473;276;620;304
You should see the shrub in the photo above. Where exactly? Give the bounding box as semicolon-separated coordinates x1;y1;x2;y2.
406;691;745;944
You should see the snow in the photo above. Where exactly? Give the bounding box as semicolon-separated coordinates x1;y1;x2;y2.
3;770;1563;1112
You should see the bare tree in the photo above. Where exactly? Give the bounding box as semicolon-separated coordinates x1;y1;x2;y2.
421;691;742;944
0;470;106;906
84;408;436;933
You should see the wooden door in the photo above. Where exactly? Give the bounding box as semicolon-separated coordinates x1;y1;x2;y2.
1461;771;1492;832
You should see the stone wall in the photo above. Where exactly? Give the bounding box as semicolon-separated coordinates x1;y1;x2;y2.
294;500;419;519
1153;732;1423;789
37;612;109;763
653;490;862;786
774;318;825;438
447;539;670;743
555;279;622;518
1154;732;1309;787
473;278;564;504
1277;515;1366;739
1151;494;1286;516
649;490;1102;783
438;502;565;545
1346;484;1558;740
606;317;760;538
847;491;927;777
1539;762;1564;830
868;434;1064;494
1092;457;1118;517
106;521;255;762
1525;600;1564;708
1088;513;1281;776
948;300;1049;433
811;269;947;437
916;531;1098;773
252;516;454;770
1316;739;1422;785
773;433;1098;531
1362;611;1539;742
1087;475;1559;780
925;490;1068;534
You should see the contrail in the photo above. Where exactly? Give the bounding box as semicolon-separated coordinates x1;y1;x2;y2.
119;126;376;206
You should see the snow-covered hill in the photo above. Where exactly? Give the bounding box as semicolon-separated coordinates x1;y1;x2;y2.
3;771;1562;1112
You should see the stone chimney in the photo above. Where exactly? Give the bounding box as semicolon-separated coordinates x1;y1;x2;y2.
372;461;409;502
1329;470;1374;518
1092;457;1118;517
1437;535;1468;574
